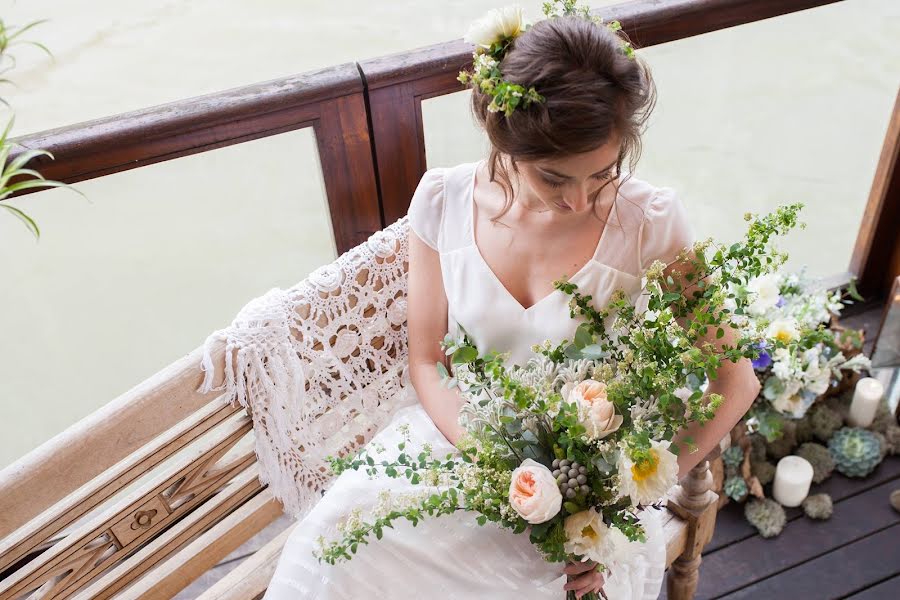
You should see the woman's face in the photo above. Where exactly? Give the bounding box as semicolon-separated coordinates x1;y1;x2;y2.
516;136;622;215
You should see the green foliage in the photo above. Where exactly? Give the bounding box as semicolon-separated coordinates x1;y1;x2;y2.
0;18;86;240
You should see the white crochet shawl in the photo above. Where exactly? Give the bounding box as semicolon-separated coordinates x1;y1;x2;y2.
197;216;418;521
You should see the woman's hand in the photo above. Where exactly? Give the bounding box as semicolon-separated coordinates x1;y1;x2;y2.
563;558;607;599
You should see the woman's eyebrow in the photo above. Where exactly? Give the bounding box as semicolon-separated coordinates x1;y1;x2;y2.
540;159;617;179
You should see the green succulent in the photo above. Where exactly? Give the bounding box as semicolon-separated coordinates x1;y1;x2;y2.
724;476;748;502
795;442;835;484
828;427;883;478
722;445;744;468
744;498;786;538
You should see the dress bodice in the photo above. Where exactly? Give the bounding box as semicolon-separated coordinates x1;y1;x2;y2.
407;159;695;367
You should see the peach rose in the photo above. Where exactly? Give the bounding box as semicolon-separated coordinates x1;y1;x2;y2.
508;458;562;524
568;380;624;441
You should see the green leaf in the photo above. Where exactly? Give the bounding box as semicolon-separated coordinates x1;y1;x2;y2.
846;277;864;302
451;345;478;364
563;501;581;514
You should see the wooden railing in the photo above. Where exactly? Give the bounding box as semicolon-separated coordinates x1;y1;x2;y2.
8;0;894;295
2;1;898;598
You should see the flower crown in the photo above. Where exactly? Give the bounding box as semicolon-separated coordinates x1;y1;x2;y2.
457;0;635;117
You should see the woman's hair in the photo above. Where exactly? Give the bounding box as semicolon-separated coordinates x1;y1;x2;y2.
469;15;656;224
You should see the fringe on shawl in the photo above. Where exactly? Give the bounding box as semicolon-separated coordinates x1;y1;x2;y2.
196;287;316;521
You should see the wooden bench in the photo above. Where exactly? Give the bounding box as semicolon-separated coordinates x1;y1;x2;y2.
0;270;724;600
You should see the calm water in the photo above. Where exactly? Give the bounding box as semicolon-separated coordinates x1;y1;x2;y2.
0;0;898;467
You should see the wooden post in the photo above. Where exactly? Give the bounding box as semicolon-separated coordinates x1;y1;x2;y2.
849;89;900;301
665;446;722;600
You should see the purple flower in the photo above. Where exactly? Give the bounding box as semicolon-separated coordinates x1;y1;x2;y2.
775;295;786;308
751;340;772;370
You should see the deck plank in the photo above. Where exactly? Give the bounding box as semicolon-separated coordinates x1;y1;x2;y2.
660;476;900;599
842;574;900;599
716;523;900;599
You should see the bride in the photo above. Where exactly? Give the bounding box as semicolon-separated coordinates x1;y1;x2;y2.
263;6;759;600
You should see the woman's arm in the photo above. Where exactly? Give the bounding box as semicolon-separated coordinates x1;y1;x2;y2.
670;325;760;480
407;226;467;446
664;255;762;481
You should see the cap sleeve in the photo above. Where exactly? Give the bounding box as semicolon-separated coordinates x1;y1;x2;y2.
637;187;696;271
406;167;446;251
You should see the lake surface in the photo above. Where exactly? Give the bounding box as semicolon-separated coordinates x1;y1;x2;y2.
0;0;898;467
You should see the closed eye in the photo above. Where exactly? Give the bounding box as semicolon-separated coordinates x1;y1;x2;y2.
543;172;612;189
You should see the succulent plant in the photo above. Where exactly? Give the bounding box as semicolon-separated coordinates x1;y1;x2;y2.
801;493;833;520
725;463;739;479
722;445;744;469
828;427;884;478
811;404;843;443
744;497;786;538
724;476;749;502
751;459;776;486
795;442;835;484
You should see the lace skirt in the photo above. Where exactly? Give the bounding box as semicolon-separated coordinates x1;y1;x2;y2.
263;402;666;600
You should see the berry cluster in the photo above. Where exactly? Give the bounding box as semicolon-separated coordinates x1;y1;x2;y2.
551;458;590;498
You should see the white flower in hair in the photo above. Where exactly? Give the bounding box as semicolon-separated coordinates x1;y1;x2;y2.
464;5;529;50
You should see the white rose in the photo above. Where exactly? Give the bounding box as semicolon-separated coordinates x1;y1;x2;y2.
508;458;562;524
464;5;528;50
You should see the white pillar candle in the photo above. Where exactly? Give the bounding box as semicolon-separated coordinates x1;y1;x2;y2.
847;377;884;428
772;455;813;507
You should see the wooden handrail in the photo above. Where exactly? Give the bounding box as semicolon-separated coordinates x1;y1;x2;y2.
3;0;850;256
4;63;382;253
361;0;847;225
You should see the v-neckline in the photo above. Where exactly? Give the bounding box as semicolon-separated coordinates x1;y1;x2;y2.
467;158;612;313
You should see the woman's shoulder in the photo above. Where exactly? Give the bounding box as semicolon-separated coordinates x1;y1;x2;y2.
613;173;684;227
613;173;696;270
406;162;478;252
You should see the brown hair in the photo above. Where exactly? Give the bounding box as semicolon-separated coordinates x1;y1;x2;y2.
468;15;656;225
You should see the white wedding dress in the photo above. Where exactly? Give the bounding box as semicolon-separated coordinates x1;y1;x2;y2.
263;158;695;599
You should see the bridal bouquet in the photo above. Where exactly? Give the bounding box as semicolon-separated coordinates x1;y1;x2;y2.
726;268;870;437
313;205;804;599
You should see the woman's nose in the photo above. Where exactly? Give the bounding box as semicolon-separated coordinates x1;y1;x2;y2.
565;183;591;211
